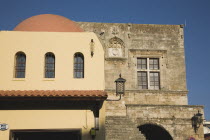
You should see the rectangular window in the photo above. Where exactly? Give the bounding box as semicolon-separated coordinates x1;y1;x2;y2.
150;72;160;90
149;58;159;70
137;58;147;69
138;72;148;89
137;58;160;90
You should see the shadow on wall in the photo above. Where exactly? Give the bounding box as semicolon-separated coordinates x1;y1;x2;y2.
0;97;104;110
10;128;105;140
1;97;105;140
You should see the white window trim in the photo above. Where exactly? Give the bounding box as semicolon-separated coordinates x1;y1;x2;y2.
137;57;160;90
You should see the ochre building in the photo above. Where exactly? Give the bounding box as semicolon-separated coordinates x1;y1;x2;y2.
0;14;204;140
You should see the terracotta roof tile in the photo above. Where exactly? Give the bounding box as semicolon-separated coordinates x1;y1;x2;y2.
0;90;107;98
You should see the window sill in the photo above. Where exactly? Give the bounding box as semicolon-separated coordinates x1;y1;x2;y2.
138;89;160;91
12;78;25;81
43;78;55;81
73;78;84;79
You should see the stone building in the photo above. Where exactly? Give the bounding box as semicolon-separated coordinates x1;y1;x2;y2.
0;14;205;140
78;22;205;140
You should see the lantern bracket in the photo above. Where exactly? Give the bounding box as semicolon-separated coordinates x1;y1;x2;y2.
106;94;122;101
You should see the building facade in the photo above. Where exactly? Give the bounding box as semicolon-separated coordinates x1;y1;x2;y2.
0;14;205;140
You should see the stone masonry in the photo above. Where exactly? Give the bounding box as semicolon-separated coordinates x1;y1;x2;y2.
78;22;204;140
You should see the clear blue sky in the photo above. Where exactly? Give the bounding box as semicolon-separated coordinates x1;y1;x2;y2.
0;0;210;119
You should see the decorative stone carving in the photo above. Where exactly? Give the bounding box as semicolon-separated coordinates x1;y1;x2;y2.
111;27;119;35
107;37;125;57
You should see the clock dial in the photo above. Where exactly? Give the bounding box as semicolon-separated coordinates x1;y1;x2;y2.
112;48;119;56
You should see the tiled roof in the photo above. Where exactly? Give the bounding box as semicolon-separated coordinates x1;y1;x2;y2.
0;90;107;98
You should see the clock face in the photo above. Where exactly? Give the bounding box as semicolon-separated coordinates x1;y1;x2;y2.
112;48;119;56
108;48;122;57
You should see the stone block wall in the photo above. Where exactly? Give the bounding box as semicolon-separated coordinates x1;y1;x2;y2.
105;116;146;140
105;102;204;140
105;91;204;140
126;104;204;119
78;22;187;92
127;104;204;140
78;22;204;140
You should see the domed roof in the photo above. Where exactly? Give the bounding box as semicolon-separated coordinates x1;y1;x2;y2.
14;14;83;32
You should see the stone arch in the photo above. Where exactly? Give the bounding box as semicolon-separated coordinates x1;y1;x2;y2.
109;36;124;46
138;123;173;140
107;36;125;57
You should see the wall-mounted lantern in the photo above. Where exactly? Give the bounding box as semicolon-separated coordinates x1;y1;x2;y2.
191;110;203;133
106;74;126;101
90;39;95;57
115;74;126;95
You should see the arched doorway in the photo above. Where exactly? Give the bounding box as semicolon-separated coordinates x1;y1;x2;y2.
138;124;173;140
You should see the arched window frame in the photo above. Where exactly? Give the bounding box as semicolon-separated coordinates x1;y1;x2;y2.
45;52;55;78
14;52;26;78
74;52;84;78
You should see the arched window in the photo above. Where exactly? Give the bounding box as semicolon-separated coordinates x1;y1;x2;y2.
45;52;55;78
74;53;84;78
15;52;26;78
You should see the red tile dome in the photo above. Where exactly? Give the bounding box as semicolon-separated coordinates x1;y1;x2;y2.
14;14;83;32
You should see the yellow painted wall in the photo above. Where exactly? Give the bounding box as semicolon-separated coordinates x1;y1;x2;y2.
0;31;104;90
0;104;105;140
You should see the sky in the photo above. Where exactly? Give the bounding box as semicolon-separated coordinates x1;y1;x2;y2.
0;0;210;119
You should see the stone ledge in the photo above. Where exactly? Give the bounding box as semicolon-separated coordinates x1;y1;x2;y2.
105;57;127;61
137;117;191;121
136;118;192;125
129;49;167;53
125;104;204;108
105;89;188;94
107;116;191;121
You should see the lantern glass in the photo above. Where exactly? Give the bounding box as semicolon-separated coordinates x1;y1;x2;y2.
196;111;203;125
115;74;126;95
116;82;124;94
